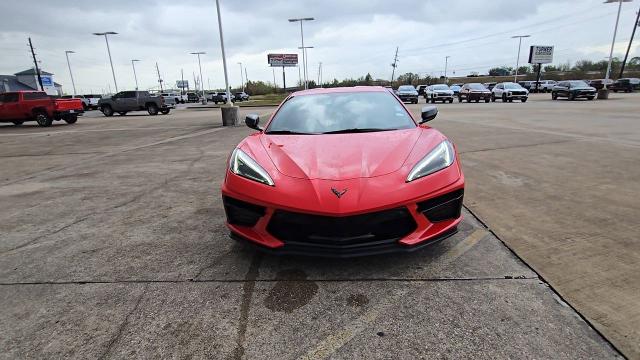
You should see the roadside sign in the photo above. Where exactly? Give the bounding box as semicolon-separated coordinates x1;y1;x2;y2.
176;80;189;89
528;46;554;64
268;53;298;67
41;75;53;87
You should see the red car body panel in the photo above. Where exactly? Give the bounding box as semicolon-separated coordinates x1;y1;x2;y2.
220;86;465;256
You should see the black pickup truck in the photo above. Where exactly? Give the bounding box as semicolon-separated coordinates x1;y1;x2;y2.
98;91;174;116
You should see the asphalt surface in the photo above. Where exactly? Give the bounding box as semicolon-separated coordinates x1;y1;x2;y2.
0;95;632;359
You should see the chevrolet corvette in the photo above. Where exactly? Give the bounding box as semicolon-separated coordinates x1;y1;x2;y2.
221;86;464;257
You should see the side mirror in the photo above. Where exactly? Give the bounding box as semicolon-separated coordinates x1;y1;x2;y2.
245;114;261;131
420;106;438;123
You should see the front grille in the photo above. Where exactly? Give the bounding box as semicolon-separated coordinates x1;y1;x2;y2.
223;196;266;227
417;189;464;222
266;208;417;249
437;93;451;97
511;91;526;95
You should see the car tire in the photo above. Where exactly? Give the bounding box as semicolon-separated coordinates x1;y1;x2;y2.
552;93;558;100
508;98;513;102
502;94;507;103
160;109;170;114
449;99;453;104
474;99;479;103
521;97;528;103
147;103;159;115
35;112;52;127
118;112;127;116
458;96;462;103
101;105;114;117
64;115;78;124
12;121;23;126
613;90;618;93
484;98;490;103
82;103;88;111
569;93;576;101
491;94;496;102
587;96;595;101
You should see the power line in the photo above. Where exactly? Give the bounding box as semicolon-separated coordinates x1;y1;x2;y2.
390;46;399;82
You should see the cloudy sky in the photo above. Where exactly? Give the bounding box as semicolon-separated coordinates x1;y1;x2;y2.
1;0;639;94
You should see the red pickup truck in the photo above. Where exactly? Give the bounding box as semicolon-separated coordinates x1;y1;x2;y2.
0;91;84;127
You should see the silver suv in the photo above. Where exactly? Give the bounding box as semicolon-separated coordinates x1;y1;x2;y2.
491;82;529;102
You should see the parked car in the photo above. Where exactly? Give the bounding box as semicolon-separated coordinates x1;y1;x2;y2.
161;92;186;104
458;83;491;103
518;81;535;91
98;90;174;116
619;78;640;89
207;92;235;104
425;84;454;103
234;92;250;102
416;84;429;97
551;80;596;101
187;92;201;103
0;91;83;127
610;79;635;93
491;82;529;102
61;95;91;110
483;82;497;91
223;86;464;257
450;85;461;95
83;94;103;110
588;79;613;90
396;85;419;104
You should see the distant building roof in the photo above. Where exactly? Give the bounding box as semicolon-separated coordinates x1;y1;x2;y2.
0;75;35;92
14;68;53;76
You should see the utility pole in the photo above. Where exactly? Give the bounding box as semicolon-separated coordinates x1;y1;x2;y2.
131;59;140;90
390;46;399;85
619;6;640;78
190;52;207;104
93;32;119;92
245;67;248;84
317;62;322;86
238;62;244;92
272;67;277;90
65;50;77;97
444;56;450;84
181;68;185;95
289;17;315;89
155;62;163;92
28;38;44;91
215;0;232;104
512;35;531;83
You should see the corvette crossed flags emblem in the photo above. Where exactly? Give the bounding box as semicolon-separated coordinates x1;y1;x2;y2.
331;188;348;198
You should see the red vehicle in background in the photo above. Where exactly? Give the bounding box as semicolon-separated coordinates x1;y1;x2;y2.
0;91;84;127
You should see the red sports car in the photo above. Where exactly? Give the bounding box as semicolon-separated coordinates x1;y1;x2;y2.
221;86;464;257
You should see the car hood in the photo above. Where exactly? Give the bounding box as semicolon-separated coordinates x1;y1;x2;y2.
433;90;453;94
572;86;596;91
397;91;418;95
256;128;428;180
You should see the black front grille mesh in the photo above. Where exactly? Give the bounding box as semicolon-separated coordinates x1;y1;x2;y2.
223;196;266;227
416;189;464;222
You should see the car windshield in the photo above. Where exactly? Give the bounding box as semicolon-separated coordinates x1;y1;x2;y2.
569;81;589;87
398;86;415;91
433;85;449;90
266;92;416;135
504;83;523;89
469;84;485;90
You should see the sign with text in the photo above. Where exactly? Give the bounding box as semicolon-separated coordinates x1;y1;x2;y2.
528;46;554;64
176;80;189;89
268;53;298;67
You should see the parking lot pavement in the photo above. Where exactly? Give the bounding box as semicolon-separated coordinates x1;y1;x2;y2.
0;101;625;358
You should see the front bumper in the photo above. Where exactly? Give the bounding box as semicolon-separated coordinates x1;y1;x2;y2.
398;94;418;102
221;171;464;257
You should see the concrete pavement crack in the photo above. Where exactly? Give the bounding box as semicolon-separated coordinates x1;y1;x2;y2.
98;285;147;360
459;139;576;154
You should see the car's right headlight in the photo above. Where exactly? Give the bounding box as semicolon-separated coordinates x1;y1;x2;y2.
406;140;456;182
229;148;274;186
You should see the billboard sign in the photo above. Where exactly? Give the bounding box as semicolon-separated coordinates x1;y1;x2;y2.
41;75;53;87
176;80;189;89
528;46;554;64
268;53;298;67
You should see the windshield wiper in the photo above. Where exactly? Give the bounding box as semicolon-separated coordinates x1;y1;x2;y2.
322;128;396;134
265;130;314;135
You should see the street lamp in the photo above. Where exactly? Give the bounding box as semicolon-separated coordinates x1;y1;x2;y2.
131;59;140;90
215;0;233;105
190;52;207;104
64;51;77;97
298;46;314;87
444;56;450;84
238;62;244;92
511;35;531;83
604;0;632;90
92;32;119;92
288;17;315;89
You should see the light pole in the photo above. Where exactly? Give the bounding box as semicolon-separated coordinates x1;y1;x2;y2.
512;35;531;83
215;0;232;105
444;55;450;84
604;0;632;90
131;59;140;90
190;52;207;104
64;51;77;97
93;32;119;92
238;62;244;92
298;46;314;86
288;17;315;89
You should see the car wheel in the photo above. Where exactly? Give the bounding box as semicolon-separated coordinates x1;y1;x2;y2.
587;96;595;101
552;93;557;100
118;112;127;116
613;90;618;93
508;98;513;102
64;115;78;124
12;120;23;126
458;96;462;103
521;97;528;103
568;93;576;101
484;98;490;103
147;103;159;115
474;99;479;103
35;112;52;127
491;94;496;102
82;103;88;111
502;94;507;103
101;105;114;117
160;109;170;114
449;99;453;104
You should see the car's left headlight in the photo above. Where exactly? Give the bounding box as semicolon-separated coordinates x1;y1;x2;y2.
406;140;456;182
229;148;275;186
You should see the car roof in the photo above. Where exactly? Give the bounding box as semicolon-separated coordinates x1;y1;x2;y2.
290;86;388;96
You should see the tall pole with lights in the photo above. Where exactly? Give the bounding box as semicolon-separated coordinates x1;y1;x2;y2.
444;56;450;84
131;59;140;90
190;52;206;104
604;0;632;89
288;17;314;89
512;35;531;83
93;32;119;92
215;0;232;104
64;51;77;97
238;62;244;92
